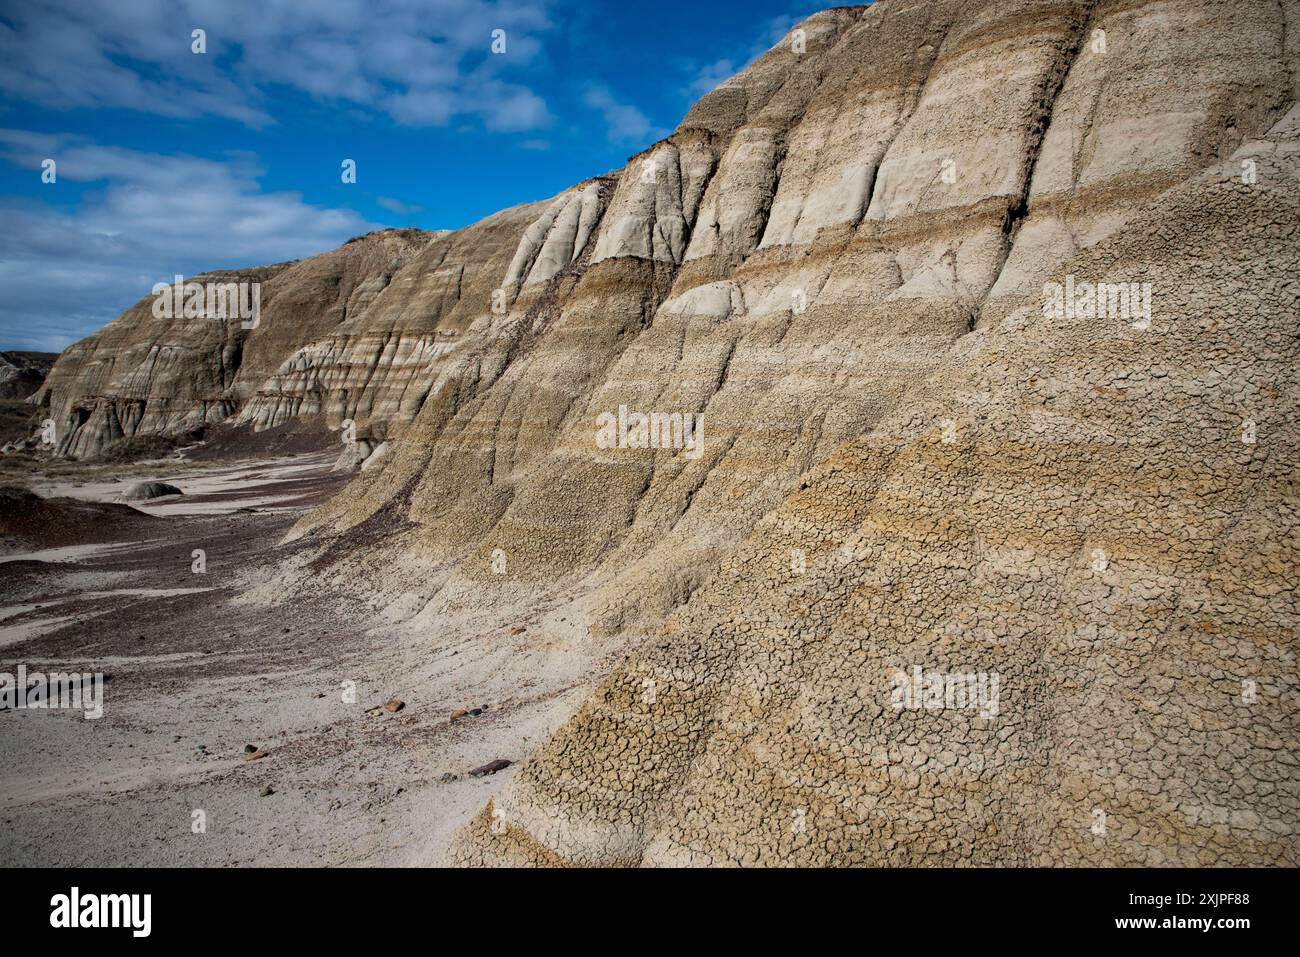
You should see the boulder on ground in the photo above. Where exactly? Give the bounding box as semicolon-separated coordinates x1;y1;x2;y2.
119;481;183;501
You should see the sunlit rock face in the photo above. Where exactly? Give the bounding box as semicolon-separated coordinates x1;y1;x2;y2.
431;0;1290;867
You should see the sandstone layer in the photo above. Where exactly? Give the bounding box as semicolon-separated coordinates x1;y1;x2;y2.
452;104;1300;866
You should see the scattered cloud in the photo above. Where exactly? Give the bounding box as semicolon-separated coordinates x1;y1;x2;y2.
685;58;740;98
0;2;824;352
0;0;559;132
582;85;669;146
0;130;375;352
376;195;423;216
678;9;813;100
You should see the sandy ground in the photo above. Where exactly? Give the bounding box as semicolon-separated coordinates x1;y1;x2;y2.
0;451;612;866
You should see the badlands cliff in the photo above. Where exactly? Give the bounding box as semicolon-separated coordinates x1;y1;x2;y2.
30;0;1299;865
33;229;432;458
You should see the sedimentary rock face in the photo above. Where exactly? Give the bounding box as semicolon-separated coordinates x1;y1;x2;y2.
434;0;1293;866
34;229;432;459
452;105;1300;864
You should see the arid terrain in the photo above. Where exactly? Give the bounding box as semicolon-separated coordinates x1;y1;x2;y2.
0;436;622;865
2;0;1297;867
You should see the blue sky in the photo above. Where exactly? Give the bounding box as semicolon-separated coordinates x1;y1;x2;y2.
0;0;833;352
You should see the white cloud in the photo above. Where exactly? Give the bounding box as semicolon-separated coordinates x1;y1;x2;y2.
582;85;668;146
0;0;558;132
0;130;376;352
376;195;423;216
678;9;813;101
685;58;739;98
482;83;551;132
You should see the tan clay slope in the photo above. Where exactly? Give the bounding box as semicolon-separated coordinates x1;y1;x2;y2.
234;199;568;440
451;105;1300;867
32;228;431;459
292;0;1294;638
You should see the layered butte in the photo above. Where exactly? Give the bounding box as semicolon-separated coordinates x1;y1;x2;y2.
33;229;432;458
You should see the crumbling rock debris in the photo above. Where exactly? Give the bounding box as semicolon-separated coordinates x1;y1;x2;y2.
469;760;513;778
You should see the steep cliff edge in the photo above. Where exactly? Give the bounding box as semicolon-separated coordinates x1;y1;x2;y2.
289;0;1295;637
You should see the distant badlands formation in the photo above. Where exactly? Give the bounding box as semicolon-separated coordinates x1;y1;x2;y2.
29;0;1300;865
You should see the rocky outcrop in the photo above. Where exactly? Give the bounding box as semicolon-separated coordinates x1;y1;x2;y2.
293;0;1297;638
308;0;1287;866
0;352;55;400
33;229;432;459
452;104;1300;866
234;194;603;438
118;481;183;502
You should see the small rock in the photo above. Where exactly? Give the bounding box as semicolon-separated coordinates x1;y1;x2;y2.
383;698;404;713
439;772;460;784
450;708;468;721
469;758;512;777
119;480;183;502
260;786;275;797
243;744;258;753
